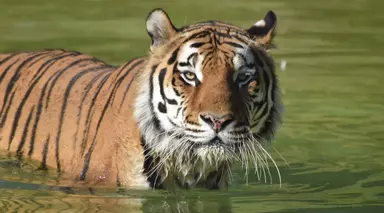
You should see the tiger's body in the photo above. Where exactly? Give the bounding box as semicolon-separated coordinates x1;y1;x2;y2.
0;50;149;187
0;9;282;190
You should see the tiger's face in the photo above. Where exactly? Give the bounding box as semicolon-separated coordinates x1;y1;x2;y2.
135;9;281;180
159;39;268;146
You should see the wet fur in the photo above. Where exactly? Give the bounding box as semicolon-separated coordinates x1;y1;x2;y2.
0;9;282;190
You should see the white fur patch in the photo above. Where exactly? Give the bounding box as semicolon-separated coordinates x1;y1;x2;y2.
233;48;256;69
146;11;167;33
132;160;151;189
146;10;173;47
254;19;266;27
177;42;204;84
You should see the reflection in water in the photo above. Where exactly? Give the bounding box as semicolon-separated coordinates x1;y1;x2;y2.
1;155;384;212
0;154;234;213
142;196;232;213
0;155;234;212
0;187;233;213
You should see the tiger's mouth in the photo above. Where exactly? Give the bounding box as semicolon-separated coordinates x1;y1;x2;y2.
189;138;224;149
206;136;224;146
188;127;253;145
192;135;243;150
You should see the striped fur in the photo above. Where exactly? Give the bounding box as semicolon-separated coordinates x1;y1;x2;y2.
0;8;282;190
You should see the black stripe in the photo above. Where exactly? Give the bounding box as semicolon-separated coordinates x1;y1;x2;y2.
232;34;249;44
0;52;19;66
167;48;179;65
159;68;178;105
262;72;270;101
183;134;201;139
80;73;111;156
186;120;199;126
176;107;182;117
181;22;248;34
214;31;232;39
1;52;76;132
79;59;145;179
202;54;213;71
118;70;140;111
116;164;121;187
39;135;50;170
158;68;167;110
111;57;143;87
224;42;244;49
157;102;167;113
232;128;249;135
252;51;265;68
256;62;277;139
171;77;181;97
115;60;144;110
223;48;237;57
55;65;107;172
251;104;268;128
190;42;205;48
28;53;79;156
80;82;118;180
16;106;35;158
167;116;178;126
30;52;79;83
80;59;141;152
149;65;161;131
109;57;141;86
110;59;145;105
182;105;188;115
0;53;46;124
183;31;211;44
29;82;49;157
185;128;205;133
179;62;189;67
24;51;51;70
9;55;80;148
45;58;98;109
186;53;197;66
0;61;19;128
0;92;15;134
73;71;110;145
26;51;52;68
141;137;163;189
0;59;20;86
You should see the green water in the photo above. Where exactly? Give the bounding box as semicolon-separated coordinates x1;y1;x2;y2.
0;0;384;212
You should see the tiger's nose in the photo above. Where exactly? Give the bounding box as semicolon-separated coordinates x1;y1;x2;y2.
200;113;235;132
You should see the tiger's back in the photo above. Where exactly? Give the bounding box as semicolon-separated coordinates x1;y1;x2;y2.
0;50;149;187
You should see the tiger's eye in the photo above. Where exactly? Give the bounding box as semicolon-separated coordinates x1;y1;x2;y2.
183;71;196;81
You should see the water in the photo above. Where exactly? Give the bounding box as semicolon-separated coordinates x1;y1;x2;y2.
0;0;384;212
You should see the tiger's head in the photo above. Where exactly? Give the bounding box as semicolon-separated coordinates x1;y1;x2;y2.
134;9;282;187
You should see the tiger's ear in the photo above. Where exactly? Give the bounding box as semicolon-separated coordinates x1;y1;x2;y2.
146;8;177;48
246;10;277;49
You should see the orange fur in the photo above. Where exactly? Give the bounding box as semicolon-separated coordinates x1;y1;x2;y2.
0;9;282;190
0;50;149;187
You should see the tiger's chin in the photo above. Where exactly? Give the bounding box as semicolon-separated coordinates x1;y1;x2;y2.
159;142;234;189
144;134;254;189
193;137;238;160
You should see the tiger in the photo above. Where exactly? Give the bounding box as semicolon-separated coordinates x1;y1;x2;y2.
0;8;282;190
